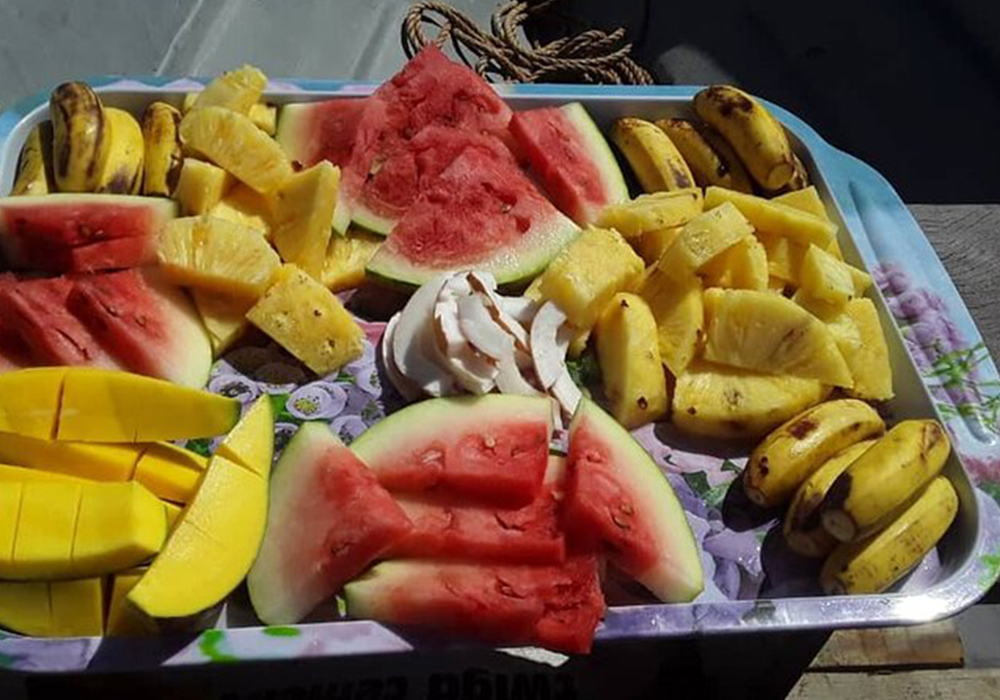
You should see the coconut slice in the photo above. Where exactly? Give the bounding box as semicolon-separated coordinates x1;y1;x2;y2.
530;301;571;390
466;270;498;292
393;274;457;396
381;313;424;401
434;296;496;395
468;274;531;352
495;347;543;397
499;296;539;327
440;272;474;300
550;369;582;416
549;398;565;433
456;293;518;362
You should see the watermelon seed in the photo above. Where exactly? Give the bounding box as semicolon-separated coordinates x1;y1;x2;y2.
496;579;525;599
483;435;497;450
612;514;632;530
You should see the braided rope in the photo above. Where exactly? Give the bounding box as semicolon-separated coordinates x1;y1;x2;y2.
402;1;655;85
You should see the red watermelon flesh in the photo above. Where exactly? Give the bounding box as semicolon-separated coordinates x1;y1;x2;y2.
67;268;213;388
344;555;604;653
0;274;31;370
350;395;553;508
0;276;120;368
510;102;629;225
247;422;413;625
564;400;703;603
61;235;157;273
276;97;369;168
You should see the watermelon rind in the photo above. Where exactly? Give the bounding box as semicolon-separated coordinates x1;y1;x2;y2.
560;102;629;211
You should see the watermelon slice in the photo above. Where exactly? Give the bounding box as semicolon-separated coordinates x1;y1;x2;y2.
390;456;567;565
247;422;412;625
564;399;703;603
344;554;604;653
67;268;213;388
0;274;33;370
276;97;369;168
350;395;553;508
0;276;120;368
0;194;176;273
510;102;629;225
366;147;579;288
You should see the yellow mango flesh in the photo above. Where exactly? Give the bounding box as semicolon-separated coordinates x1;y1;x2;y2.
49;578;104;637
10;482;82;579
215;396;274;477
107;570;155;636
162;501;183;530
133;442;208;503
0;368;66;439
0;463;86;484
72;481;166;577
0;580;51;635
0;483;21;569
0;432;141;481
56;369;240;443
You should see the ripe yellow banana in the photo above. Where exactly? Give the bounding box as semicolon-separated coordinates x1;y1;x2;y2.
821;420;951;543
49;82;111;192
141;102;183;197
11;122;55;196
743;399;884;508
610;118;695;193
655;118;753;193
820;476;958;595
783;439;876;558
96;108;145;194
693;85;795;191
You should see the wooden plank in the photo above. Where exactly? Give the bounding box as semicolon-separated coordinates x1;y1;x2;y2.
809;620;964;671
789;669;1000;700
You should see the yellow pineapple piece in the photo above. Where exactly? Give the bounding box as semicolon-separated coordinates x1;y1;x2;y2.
660;201;754;274
705;186;836;248
193;290;252;355
638;265;703;377
536;227;644;330
703;288;853;386
773;186;828;220
246;264;364;375
800;244;872;306
249;103;277;136
768;276;788;294
568;326;591;359
839;298;894;401
595;293;668;429
182;93;198;113
158;216;281;299
596;189;703;239
634;226;682;266
180;106;292;193
700;236;769;291
193;65;267;115
174;159;234;215
756;230;806;285
270;162;339;280
322;229;382;292
524;276;543;302
209;183;273;238
673;360;831;439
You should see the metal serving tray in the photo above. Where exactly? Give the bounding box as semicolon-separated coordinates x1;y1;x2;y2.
1;78;999;673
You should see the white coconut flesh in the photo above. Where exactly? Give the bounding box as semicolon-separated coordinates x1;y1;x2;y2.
471;277;531;352
381;313;424;401
456;293;516;361
550;369;582;415
433;296;496;395
499;296;539;327
392;273;457;396
494;346;543;397
530;301;571;390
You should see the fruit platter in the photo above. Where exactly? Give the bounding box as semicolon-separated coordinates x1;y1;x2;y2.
1;48;1000;671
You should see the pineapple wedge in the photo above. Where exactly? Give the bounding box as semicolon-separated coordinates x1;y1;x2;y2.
705;186;836;248
596;189;703;239
638;265;703;377
249;103;277;136
634;226;682;266
192;65;267;115
757;230;806;285
158;216;281;299
270;162;339;280
322;229;382;292
568;326;591;359
703;288;853;387
660;201;753;273
773;186;828;220
700;236;769;291
595;293;668;429
180;106;292;194
800;244;871;306
839;298;894;401
209;183;272;238
673;360;831;439
193;290;252;355
247;264;364;375
536;227;644;330
174;159;233;215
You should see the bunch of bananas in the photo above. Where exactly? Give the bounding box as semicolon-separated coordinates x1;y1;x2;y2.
610;85;804;196
742;399;959;595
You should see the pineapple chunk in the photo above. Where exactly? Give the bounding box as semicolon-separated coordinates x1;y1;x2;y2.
524;275;543;302
247;264;364;375
705;186;836;248
634;226;682;266
703;288;853;387
774;186;829;220
756;230;806;285
595;293;668;429
673;360;831;439
180;106;292;194
839;298;894;400
660;201;754;274
596;189;703;239
700;236;769;291
192;291;251;356
158;216;281;299
270;162;339;280
536;227;644;330
792;287;842;322
800;244;872;306
768;276;788;294
322;229;382;292
209;183;272;238
193;65;267;115
249;103;277;136
638;265;703;377
174;159;233;215
568;326;591;359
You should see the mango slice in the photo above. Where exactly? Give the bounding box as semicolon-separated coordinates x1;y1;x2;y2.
72;482;166;577
50;578;104;637
56;369;240;443
0;463;87;484
0;432;141;481
0;368;66;439
10;482;82;579
0;482;21;568
0;580;51;636
162;501;183;530
215;396;274;477
107;569;155;636
133;443;208;502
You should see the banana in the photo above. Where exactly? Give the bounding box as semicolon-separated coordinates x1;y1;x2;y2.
782;153;810;192
50;82;112;192
11;122;55;196
693;85;795;191
655;118;753;193
610;118;695;193
743;399;885;508
821;420;951;543
783;439;877;558
820;476;958;595
96;108;145;194
141;102;183;197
